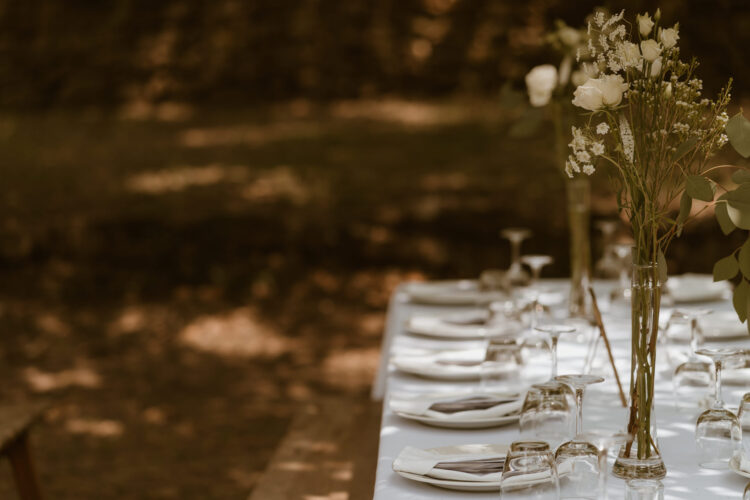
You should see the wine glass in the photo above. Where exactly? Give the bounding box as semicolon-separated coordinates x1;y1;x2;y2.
695;347;743;469
520;254;554;328
739;393;750;457
594;220;620;279
520;381;574;449
580;430;632;500
672;309;714;411
501;228;532;286
609;243;632;304
481;337;522;390
554;374;604;500
535;323;577;381
500;441;559;499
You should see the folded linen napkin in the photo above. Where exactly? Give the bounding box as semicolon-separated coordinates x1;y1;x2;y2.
393;445;507;482
390;349;495;378
390;393;522;421
407;316;518;338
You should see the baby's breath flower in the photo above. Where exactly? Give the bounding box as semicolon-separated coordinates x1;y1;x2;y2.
591;142;605;155
582;164;596;175
596;122;610;135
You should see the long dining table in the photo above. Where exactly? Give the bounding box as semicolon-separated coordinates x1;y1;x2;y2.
371;279;750;500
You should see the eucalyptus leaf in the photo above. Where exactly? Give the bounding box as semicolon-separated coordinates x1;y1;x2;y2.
715;202;736;235
727;112;750;158
724;184;750;230
657;250;668;285
739;238;750;279
732;169;750;185
676;192;691;236
733;279;749;323
509;107;544;138
672;137;699;162
685;175;715;202
713;253;739;281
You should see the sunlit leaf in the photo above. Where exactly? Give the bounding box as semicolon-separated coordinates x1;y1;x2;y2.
733;279;748;323
713;253;739;281
740;238;750;279
731;169;750;185
727;112;750;158
715;202;736;235
657;250;668;285
685;175;714;202
724;184;750;230
676;191;691;236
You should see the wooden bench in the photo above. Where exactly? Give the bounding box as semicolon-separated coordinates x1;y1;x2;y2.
249;397;381;500
0;402;45;500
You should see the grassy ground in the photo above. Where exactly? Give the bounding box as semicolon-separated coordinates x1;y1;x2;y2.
0;99;745;498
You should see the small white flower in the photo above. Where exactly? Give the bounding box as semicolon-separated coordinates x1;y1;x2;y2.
525;65;558;107
649;57;662;78
718;134;729;147
636;13;654;37
640;39;662;62
619;113;635;163
591;142;605;155
596;122;609;135
618;41;642;69
659;26;679;49
594;11;606;27
582;164;595;175
576;150;591;162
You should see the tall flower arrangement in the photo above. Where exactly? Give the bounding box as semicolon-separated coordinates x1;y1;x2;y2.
566;8;750;479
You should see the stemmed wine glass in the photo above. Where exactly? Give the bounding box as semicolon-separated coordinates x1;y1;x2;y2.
672;309;714;410
554;374;605;500
594;220;620;279
535;323;577;381
609;243;632;304
580;430;632;500
499;441;560;500
520;254;554;327
501;228;532;286
694;347;742;469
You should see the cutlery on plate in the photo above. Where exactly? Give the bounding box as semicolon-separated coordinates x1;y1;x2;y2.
429;396;517;414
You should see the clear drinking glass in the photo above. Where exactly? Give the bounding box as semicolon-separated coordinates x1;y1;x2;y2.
672;310;714;411
534;323;577;381
580;430;631;500
554;374;604;500
500;441;559;500
481;337;522;389
520;381;574;449
695;347;743;469
737;393;750;457
501;228;532;287
625;479;664;500
594;220;620;279
520;255;554;328
609;243;632;305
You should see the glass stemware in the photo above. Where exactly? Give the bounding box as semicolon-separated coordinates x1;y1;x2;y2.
672;309;714;410
625;479;664;500
580;430;631;500
535;323;577;381
694;347;742;469
481;337;522;390
554;374;604;500
500;441;559;500
520;381;574;449
501;228;532;286
609;243;632;304
594;220;620;279
520;254;554;328
738;393;750;457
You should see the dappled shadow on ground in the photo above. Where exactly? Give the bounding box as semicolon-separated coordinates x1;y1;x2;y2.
0;99;745;498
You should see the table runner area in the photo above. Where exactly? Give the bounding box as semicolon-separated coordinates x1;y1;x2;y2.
372;280;750;500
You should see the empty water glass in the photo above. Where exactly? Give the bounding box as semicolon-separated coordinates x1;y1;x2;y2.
625;479;663;500
520;381;573;449
481;338;522;389
671;310;714;411
501;228;532;286
500;441;559;500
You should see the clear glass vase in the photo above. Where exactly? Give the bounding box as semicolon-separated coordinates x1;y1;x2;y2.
566;177;592;318
612;256;667;479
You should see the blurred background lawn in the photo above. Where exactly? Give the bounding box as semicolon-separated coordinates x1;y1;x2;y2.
0;0;749;498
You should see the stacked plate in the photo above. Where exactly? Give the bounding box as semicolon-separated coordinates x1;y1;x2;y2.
390;348;516;381
406;313;522;340
390;391;522;429
402;280;507;306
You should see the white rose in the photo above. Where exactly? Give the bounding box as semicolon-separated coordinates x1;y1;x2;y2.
650;57;662;78
659;27;679;49
572;80;604;111
558;26;581;47
640;39;662;62
525;64;558;107
664;82;673;98
636;13;654;37
618;41;642;69
595;75;629;107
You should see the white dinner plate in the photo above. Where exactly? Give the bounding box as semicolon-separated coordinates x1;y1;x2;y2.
405;314;519;340
729;454;750;479
666;274;731;303
390;350;516;381
701;311;749;341
393;411;519;429
393;444;508;492
403;280;506;306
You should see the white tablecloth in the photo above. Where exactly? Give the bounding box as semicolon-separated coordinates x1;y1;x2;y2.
372;280;750;500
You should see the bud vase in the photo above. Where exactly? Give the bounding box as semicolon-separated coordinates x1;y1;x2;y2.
566;177;592;318
612;257;667;479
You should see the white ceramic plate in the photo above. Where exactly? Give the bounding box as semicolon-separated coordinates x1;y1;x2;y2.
729;454;750;479
403;280;506;306
393;444;508;492
406;314;517;340
390;350;516;381
394;411;519;429
701;311;749;341
667;274;731;303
